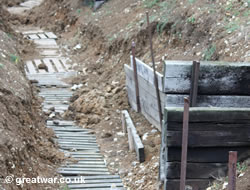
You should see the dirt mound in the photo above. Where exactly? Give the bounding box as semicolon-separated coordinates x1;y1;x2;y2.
0;5;63;190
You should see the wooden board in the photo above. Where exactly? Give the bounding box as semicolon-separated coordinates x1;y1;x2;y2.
122;110;145;162
45;32;58;39
51;58;66;72
164;107;250;123
166;130;250;147
163;61;250;95
26;60;37;74
166;147;250;163
129;58;163;91
165;94;250;108
166;162;227;179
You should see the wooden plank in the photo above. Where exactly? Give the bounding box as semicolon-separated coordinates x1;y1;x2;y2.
167;122;250;131
166;130;250;147
165;94;250;108
165;179;210;190
165;107;250;123
58;168;108;172
166;162;227;179
68;183;123;189
51;58;65;72
123;110;145;162
58;171;110;175
28;34;39;40
129;58;163;91
45;32;58;39
34;59;47;74
163;61;250;95
26;60;37;74
38;33;48;39
166;147;250;163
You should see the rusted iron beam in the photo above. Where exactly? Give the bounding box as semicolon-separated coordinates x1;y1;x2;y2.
190;61;200;107
180;98;190;190
228;151;237;190
146;11;162;127
131;42;141;112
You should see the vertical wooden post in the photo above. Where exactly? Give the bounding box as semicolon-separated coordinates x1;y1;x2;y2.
121;112;127;133
146;11;163;127
180;98;190;190
131;42;141;112
190;61;200;107
228;151;237;190
127;127;135;152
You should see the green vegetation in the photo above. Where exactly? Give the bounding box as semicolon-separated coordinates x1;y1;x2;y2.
144;0;160;8
0;63;3;68
237;162;247;173
203;44;216;61
10;54;19;64
225;21;240;33
187;16;195;24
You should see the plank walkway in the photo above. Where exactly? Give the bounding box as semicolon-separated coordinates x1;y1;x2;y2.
19;28;125;190
23;29;125;189
7;2;125;188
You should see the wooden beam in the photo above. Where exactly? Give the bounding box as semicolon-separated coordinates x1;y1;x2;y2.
163;61;250;95
165;107;250;123
122;110;145;162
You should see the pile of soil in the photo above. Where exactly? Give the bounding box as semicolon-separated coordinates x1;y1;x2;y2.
24;0;250;189
0;5;63;190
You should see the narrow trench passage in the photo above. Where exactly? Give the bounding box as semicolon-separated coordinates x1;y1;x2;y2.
8;1;125;189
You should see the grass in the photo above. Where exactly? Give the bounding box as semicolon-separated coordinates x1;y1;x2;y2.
10;54;19;64
144;0;161;8
225;21;240;33
203;44;216;61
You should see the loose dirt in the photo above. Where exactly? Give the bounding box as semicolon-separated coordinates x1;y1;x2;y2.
0;4;64;190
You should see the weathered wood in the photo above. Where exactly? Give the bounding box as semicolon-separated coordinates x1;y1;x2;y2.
51;58;66;72
43;58;56;73
167;122;250;131
130;58;163;91
163;61;250;95
121;111;127;133
28;34;39;40
180;98;190;190
122;110;145;162
26;60;37;74
166;130;250;147
165;107;250;123
45;32;58;39
126;71;166;109
165;94;250;108
189;61;200;107
166;147;250;163
166;162;227;179
127;127;135;152
38;33;47;39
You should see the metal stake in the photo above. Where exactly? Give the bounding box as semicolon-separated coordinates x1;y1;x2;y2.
132;42;141;112
190;61;200;107
180;98;190;190
146;11;162;127
228;151;237;190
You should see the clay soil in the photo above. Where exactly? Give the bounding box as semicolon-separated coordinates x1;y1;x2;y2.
0;4;64;190
2;0;250;190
